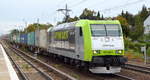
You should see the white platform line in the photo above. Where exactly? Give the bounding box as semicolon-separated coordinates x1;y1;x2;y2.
0;44;19;80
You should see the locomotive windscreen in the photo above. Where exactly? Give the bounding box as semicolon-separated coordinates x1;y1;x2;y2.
91;24;122;37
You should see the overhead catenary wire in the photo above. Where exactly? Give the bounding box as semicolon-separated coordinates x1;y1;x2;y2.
57;4;72;22
47;0;68;25
86;0;106;9
51;0;146;23
99;0;145;13
69;0;89;8
49;0;67;17
71;0;145;17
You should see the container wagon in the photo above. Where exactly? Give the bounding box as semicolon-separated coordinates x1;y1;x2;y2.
34;29;48;54
20;34;28;44
26;29;48;54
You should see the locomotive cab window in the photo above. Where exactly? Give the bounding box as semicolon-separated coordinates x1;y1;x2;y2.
105;24;122;36
91;24;122;37
91;24;106;37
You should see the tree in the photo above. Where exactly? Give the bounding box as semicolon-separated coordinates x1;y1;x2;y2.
139;5;149;23
96;11;100;20
79;8;97;20
121;10;124;17
128;5;149;41
120;11;135;26
125;11;135;26
24;23;53;33
68;16;79;22
101;14;104;20
10;29;19;34
115;16;129;37
130;15;144;41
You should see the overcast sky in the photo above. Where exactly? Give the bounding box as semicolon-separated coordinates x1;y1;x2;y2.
0;0;150;35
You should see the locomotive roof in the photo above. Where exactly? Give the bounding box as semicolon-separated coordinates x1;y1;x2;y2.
76;20;120;26
48;20;120;32
48;22;77;31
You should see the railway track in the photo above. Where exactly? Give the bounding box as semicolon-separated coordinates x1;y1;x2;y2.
2;41;135;80
2;43;53;80
113;74;134;80
12;47;134;80
3;46;30;80
2;41;77;80
124;63;150;74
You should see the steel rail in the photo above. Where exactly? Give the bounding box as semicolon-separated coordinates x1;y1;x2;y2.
11;47;54;80
114;74;135;80
2;43;30;80
124;64;150;74
10;44;77;80
2;42;53;80
2;40;136;80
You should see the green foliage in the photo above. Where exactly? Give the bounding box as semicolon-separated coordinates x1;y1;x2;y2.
124;38;137;50
59;8;105;24
137;34;150;43
10;29;19;35
9;5;150;43
147;47;150;56
124;38;145;52
67;16;79;22
97;11;100;20
139;5;149;23
79;8;104;20
115;16;129;37
119;5;149;41
80;8;97;20
24;23;53;33
121;11;135;26
130;15;144;40
58;16;79;24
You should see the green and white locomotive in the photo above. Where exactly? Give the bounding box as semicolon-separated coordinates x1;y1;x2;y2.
48;20;127;73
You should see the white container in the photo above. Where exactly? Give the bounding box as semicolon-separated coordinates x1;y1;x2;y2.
35;29;48;49
12;34;17;42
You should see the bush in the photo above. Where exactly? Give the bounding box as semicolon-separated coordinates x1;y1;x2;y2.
124;37;145;52
147;47;150;57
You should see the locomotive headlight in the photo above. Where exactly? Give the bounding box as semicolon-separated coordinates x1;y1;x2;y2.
118;50;122;53
118;50;122;54
116;50;122;54
93;50;100;54
93;50;97;54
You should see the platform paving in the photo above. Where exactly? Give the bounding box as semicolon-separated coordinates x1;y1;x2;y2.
0;44;19;80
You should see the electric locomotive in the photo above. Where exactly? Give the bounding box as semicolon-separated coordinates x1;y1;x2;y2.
47;20;127;73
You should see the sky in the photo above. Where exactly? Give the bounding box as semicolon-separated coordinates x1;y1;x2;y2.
0;0;150;35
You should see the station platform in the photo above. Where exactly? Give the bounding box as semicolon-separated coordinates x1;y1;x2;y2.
0;44;19;80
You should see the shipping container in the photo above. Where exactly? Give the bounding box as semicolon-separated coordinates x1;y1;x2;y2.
16;34;20;43
9;34;13;42
12;34;17;42
20;34;28;44
27;32;35;46
35;30;39;47
9;33;20;43
35;29;48;49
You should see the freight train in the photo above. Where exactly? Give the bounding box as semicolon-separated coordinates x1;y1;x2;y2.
8;20;127;73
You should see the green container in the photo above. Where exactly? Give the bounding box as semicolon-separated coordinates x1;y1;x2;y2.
27;32;35;46
16;34;20;43
9;34;13;42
